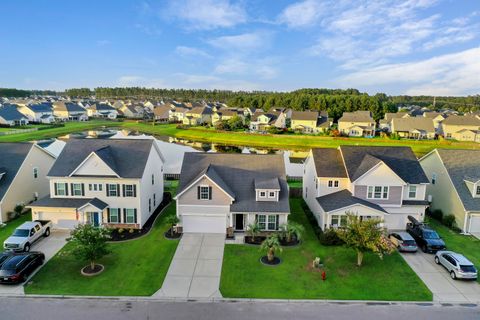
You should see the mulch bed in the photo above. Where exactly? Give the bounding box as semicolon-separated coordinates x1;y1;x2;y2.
260;256;282;266
109;193;171;241
279;238;301;247
81;264;104;276
244;236;266;245
164;228;182;239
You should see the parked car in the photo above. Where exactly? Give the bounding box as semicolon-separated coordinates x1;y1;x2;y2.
389;232;418;252
0;252;45;284
435;251;478;280
0;252;14;267
406;216;446;253
3;220;52;252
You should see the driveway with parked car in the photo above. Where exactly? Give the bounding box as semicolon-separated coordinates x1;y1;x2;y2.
0;230;68;295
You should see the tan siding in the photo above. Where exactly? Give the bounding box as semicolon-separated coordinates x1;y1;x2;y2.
177;176;232;206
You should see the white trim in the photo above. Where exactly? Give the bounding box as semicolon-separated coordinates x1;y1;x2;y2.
366;185;390;200
353;160;406;185
178;204;229;208
174;174;235;201
69;152;120;178
324;203;389;216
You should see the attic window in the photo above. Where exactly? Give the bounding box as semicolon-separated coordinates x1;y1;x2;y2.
476;186;480;195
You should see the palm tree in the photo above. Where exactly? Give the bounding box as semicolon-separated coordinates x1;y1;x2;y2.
280;221;305;243
246;222;261;243
260;234;282;262
165;215;180;235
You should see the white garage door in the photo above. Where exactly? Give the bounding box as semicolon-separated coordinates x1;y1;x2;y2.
470;216;480;233
182;214;227;234
385;213;421;230
37;212;78;229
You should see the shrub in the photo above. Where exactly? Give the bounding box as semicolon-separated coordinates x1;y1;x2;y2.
429;209;443;221
442;214;456;228
117;228;124;234
300;201;323;240
319;228;344;246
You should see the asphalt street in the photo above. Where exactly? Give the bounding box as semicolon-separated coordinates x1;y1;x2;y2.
0;297;478;320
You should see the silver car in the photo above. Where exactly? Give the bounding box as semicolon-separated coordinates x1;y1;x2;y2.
434;251;478;280
389;232;418;252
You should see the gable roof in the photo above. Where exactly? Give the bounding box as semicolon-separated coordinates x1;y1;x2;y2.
0;143;33;200
153;105;170;118
338;111;373;123
316;189;387;213
53;102;86;112
311;148;347;178
340;146;429;184
89;103;115;111
291;111;318;121
254;177;280;190
392;117;435;133
442;115;480;126
48;139;155;178
436;149;480;212
0;105;28;121
177;153;289;213
28;103;53;113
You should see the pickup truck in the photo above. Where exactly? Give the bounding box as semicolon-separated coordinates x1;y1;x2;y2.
3;220;52;252
406;215;446;253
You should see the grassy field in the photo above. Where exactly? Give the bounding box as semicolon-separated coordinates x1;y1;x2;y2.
219;198;432;300
25;203;179;296
427;218;480;282
0;213;32;244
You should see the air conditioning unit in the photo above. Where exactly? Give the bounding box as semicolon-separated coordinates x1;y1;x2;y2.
427;194;433;202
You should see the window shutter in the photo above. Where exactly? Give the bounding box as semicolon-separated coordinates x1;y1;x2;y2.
106;184;110;197
122;185;125;197
208;186;212;200
117;209;121;222
107;208;110;223
117;184;120;197
134;209;137;224
276;215;279;230
81;184;85;196
70;184;74;196
54;183;58;196
197;186;200;199
65;183;69;196
133;185;137;197
123;209;126;223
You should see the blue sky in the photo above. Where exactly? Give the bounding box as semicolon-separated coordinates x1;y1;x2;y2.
0;0;479;95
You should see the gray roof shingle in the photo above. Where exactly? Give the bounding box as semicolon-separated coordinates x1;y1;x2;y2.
311;148;347;178
178;153;290;213
0;105;28;121
29;196;92;208
0;143;33;200
316;189;387;213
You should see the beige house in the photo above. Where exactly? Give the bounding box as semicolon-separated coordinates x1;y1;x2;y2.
441;115;480;141
153;105;171;123
53;102;88;121
0;143;56;223
338;111;376;137
423;112;448;132
212;109;244;125
183;107;213;126
290;111;330;133
379;112;410;132
249;111;288;132
391;117;435;139
420;149;480;234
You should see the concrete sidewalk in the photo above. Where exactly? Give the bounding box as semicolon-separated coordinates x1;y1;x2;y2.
401;251;480;303
154;233;225;299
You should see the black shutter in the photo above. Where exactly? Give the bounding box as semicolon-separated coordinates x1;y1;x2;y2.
106;184;110;197
81;184;85;196
117;209;121;222
133;185;137;197
123;209;126;223
134;209;137;224
107;208;110;223
54;183;58;196
117;184;120;197
122;185;125;197
65;183;69;196
208;186;212;200
70;183;74;196
276;215;279;230
197;186;200;199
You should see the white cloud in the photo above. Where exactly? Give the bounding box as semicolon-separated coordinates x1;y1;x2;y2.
337;47;480;96
174;73;221;84
278;0;325;28
213;57;278;80
166;0;246;30
207;32;269;51
175;46;212;58
117;76;167;88
214;58;249;74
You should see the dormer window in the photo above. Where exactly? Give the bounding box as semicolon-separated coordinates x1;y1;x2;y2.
268;191;276;198
260;191;266;198
476;185;480;196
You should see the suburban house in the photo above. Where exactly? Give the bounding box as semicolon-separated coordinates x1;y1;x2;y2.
174;153;290;234
379;112;410;132
337;111;376;137
303;146;429;230
423;112;448;133
420;149;480;234
183;106;213;126
120;105;144;119
391;117;435;139
0;105;29;126
0;143;56;223
87;103;118;119
249;111;287;132
28;139;165;229
153;105;171;123
211;109;244;125
290;111;330;133
169;106;190;122
53;102;88;121
18;103;55;123
441;115;480;142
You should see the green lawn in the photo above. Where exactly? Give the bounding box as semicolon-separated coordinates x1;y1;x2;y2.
427;218;480;282
220;198;432;301
0;213;32;244
25;203;179;296
287;180;303;188
165;180;179;196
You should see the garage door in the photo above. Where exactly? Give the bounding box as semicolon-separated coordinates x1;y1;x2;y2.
182;214;227;233
385;213;421;230
37;212;78;229
470;216;480;233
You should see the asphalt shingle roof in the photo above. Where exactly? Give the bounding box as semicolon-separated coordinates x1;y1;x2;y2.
392;117;435;133
0;105;28;121
30;196;92;208
28;103;53;113
0;143;33;200
316;189;387;213
48;139;154;178
178;153;290;213
311;148;347;178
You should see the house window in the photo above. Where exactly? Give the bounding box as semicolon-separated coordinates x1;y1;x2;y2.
259;191;266;198
72;183;83;196
153;193;156;206
33;167;38;179
268;191;276;198
328;180;339;188
125;209;136;224
367;186;389;199
334;181;339;188
152;174;155;185
108;184;119;197
55;183;67;196
331;215;347;227
149;198;152;212
124;184;135;197
267;215;278;230
109;208;120;223
200;186;210;200
257;214;278;231
89;184;103;191
432;173;437;185
409;185;417;198
476;186;480;195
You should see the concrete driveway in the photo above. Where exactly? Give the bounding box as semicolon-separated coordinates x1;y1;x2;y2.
0;230;69;296
155;233;225;299
401;251;480;303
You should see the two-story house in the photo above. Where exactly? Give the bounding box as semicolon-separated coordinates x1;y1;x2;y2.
87;103;118;119
290;111;331;133
391;117;435;139
174;153;290;234
420;149;480;235
211;109;244;126
53;102;88;121
28;139;165;229
337;111;376;137
378;112;410;132
303;146;429;230
441;115;480;142
0;143;56;223
182;106;213;126
18;103;55;123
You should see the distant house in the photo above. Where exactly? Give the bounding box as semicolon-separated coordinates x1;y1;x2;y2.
0;105;29;126
249;110;288;132
212;109;244;125
337;111;376;137
183;106;213;126
441;115;480;142
391;117;435;139
53;102;88;121
379;112;410;132
112;100;126;109
0;143;56;223
18;103;55;124
87;103;118;119
290;111;331;133
120;105;143;119
422;112;448;132
169;106;189;122
153;105;171;123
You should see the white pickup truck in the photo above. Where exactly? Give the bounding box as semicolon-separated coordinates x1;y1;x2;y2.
3;220;52;252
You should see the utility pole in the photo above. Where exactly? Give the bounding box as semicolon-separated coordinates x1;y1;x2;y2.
433;96;436;109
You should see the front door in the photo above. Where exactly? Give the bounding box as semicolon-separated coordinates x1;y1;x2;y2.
235;214;244;231
87;212;100;227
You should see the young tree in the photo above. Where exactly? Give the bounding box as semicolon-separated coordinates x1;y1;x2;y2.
69;224;111;271
246;222;261;242
165;215;180;235
260;234;282;262
280;221;305;243
335;213;396;267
